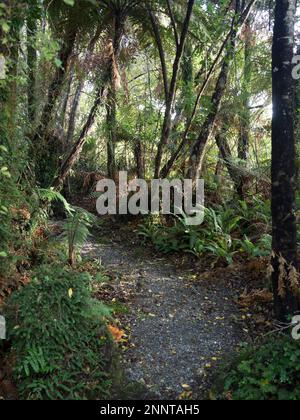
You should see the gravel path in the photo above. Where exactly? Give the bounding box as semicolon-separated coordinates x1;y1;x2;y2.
82;232;246;400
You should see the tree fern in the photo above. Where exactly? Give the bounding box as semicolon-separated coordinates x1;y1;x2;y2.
62;207;97;265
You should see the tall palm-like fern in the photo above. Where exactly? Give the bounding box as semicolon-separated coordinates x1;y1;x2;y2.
63;207;97;266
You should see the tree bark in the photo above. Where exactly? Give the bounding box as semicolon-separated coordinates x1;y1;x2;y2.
271;0;299;322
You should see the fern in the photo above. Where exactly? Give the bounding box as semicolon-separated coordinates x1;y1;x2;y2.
6;265;112;400
37;188;73;214
63;207;97;265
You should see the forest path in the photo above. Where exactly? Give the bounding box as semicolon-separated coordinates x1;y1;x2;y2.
82;223;246;400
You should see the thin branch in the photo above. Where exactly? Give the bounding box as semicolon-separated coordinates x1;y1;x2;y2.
147;5;169;102
166;0;179;47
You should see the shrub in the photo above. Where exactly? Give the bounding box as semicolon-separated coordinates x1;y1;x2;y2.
5;265;113;400
215;336;300;400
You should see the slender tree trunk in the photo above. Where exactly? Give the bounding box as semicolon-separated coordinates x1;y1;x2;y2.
154;0;195;178
134;138;145;179
66;79;81;143
34;27;77;143
0;0;10;142
106;12;126;180
216;129;244;197
187;3;241;181
27;9;37;123
4;1;20;148
60;69;73;131
106;83;118;179
271;0;299;322
33;28;77;186
147;6;169;103
53;87;104;190
238;17;252;163
294;43;300;184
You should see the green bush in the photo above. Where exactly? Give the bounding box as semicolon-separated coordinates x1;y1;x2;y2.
215;336;300;400
5;265;113;400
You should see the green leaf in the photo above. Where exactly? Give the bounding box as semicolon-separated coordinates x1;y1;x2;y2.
1;21;10;33
54;58;62;68
1;166;11;178
63;0;75;5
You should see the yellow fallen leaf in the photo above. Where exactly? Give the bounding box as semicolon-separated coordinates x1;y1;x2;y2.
68;288;73;299
108;325;125;342
179;391;193;400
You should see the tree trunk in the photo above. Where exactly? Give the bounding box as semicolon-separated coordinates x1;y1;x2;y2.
106;12;126;180
60;69;73;132
294;43;300;184
53;87;104;190
271;0;299;322
27;6;38;123
66;79;81;143
147;6;169;103
35;28;77;141
187;5;241;181
238;17;252;163
134;138;145;179
33;27;77;186
0;0;10;143
106;84;117;179
216;130;244;198
6;1;22;145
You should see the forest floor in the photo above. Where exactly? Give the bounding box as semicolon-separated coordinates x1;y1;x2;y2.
82;218;273;400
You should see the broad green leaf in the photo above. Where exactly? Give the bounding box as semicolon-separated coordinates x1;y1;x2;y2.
1;22;9;33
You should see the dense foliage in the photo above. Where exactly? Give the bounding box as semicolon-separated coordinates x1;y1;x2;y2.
5;265;112;400
216;336;300;400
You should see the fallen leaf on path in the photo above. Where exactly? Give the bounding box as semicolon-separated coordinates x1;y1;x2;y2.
108;325;125;342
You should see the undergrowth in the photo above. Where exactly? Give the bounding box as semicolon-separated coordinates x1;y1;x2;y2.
5;264;114;400
214;335;300;400
138;199;272;264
